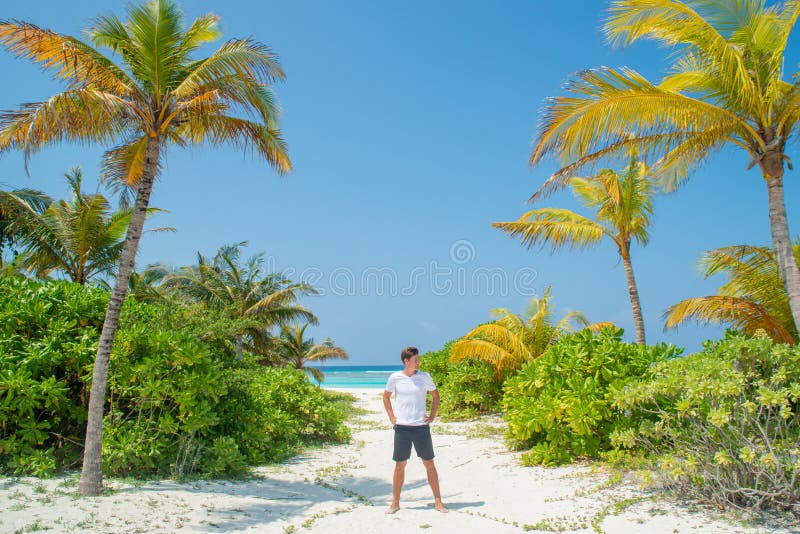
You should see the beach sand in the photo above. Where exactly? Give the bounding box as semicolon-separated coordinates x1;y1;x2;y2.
0;387;790;533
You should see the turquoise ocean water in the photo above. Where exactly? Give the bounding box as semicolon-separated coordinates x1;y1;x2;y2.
310;365;401;389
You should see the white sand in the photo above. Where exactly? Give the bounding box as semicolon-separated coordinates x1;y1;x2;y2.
0;387;793;533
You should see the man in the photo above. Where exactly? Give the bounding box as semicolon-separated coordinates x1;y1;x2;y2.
383;346;448;514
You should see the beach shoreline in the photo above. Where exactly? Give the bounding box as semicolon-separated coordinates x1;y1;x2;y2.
0;387;788;533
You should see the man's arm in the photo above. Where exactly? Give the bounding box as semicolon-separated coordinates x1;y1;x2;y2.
424;389;439;423
383;390;397;424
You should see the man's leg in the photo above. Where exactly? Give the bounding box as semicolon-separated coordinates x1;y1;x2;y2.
388;425;412;514
421;459;448;513
387;460;406;514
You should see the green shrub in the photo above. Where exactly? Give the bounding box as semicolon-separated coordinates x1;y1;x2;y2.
614;331;800;513
503;327;681;465
421;340;504;419
0;276;107;476
204;436;248;478
0;276;351;478
215;366;350;466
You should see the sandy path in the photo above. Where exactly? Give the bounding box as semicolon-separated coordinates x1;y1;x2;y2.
0;388;789;533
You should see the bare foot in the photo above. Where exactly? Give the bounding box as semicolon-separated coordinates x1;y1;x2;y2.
385;505;400;515
434;503;449;513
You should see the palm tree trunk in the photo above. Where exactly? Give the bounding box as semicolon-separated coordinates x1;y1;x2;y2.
621;246;646;345
764;170;800;332
79;137;160;496
235;334;243;361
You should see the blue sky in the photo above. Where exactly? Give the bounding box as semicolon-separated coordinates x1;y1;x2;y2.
1;1;798;365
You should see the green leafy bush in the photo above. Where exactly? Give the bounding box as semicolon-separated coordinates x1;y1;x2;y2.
614;332;800;513
0;276;351;478
215;366;350;466
0;276;107;476
421;340;505;419
503;327;681;465
204;436;249;477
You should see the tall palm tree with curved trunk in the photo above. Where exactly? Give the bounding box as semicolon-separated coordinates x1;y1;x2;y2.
277;322;349;383
665;243;800;344
0;0;291;494
162;243;318;361
450;286;604;374
529;0;800;334
494;157;654;344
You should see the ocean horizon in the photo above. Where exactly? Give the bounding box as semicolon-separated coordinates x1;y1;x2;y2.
308;364;402;389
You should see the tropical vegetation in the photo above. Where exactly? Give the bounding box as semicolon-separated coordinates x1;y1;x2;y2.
1;0;800;520
421;340;505;418
6;168;166;285
161;242;318;361
449;287;600;374
614;332;800;512
277;322;349;383
528;0;800;334
494;157;654;344
665;243;800;344
0;276;349;479
0;184;51;268
503;327;681;465
0;0;292;494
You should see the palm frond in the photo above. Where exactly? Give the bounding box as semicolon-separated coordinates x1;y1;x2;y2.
0;20;133;92
664;295;795;344
305;366;325;384
450;338;523;374
179;113;291;173
530;67;756;180
174;38;285;97
545;309;591;346
124;0;185;96
178;13;222;56
305;344;349;363
493;208;607;252
450;322;532;373
604;0;762;113
100;136;153;203
586;321;616;332
0;90;134;164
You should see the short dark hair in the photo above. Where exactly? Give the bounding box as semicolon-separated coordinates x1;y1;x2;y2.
400;346;419;363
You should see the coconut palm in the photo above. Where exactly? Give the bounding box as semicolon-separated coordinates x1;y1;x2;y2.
665;243;800;344
96;264;170;302
11;168;163;285
277;322;349;383
0;0;291;494
529;0;800;334
450;286;605;374
494;157;654;344
162;242;318;360
0;185;51;267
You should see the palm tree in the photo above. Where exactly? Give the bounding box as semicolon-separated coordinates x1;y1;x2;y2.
96;264;170;302
277;322;349;383
12;168;160;285
450;286;605;374
162;243;318;360
0;185;51;267
529;0;800;335
494;157;654;344
665;243;800;344
0;0;291;494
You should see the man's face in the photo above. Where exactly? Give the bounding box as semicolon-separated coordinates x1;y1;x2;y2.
405;354;420;371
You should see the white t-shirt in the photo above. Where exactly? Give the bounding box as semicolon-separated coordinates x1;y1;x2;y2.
385;371;437;426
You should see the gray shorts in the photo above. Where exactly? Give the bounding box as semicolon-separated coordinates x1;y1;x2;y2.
393;424;434;461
